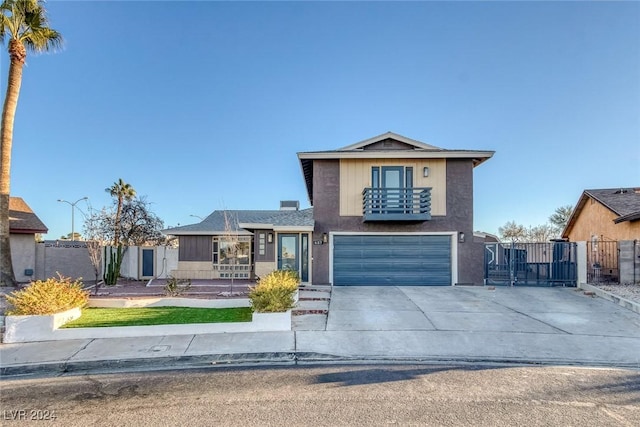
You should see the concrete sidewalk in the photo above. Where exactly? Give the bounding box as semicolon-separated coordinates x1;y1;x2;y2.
2;286;640;377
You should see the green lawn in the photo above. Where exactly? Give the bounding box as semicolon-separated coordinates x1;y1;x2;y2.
62;306;253;328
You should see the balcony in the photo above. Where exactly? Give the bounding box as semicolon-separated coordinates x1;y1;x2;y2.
362;187;432;222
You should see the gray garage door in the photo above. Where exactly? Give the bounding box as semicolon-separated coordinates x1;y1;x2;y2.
333;235;452;286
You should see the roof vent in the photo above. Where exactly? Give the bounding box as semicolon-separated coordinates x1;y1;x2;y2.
614;188;628;194
280;200;299;211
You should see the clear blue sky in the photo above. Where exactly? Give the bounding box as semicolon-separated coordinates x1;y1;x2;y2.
4;1;639;240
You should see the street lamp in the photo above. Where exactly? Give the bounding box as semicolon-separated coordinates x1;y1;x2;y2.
57;197;88;241
190;214;204;221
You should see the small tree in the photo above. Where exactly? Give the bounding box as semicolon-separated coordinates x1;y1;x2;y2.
83;205;104;294
221;210;241;296
498;221;527;242
118;197;166;246
85;240;102;295
526;224;557;243
84;190;166;286
549;205;573;235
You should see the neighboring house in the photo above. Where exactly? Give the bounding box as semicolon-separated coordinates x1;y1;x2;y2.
165;203;314;281
473;231;500;243
9;197;48;283
562;188;640;242
299;132;493;286
165;132;493;286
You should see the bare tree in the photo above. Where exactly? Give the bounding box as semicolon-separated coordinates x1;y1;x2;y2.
83;194;165;286
526;224;557;242
498;221;527;242
83;198;165;247
83;205;104;294
221;210;241;296
85;240;102;295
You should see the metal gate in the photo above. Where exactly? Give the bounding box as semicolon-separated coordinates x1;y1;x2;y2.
587;240;619;284
484;241;577;287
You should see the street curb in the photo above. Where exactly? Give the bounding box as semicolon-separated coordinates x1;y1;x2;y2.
294;353;640;369
578;283;640;315
3;352;640;379
0;353;296;379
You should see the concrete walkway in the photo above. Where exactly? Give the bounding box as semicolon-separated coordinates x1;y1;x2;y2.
2;286;640;377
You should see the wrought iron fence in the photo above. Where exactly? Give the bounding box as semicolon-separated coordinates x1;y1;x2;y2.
587;240;619;284
484;241;577;287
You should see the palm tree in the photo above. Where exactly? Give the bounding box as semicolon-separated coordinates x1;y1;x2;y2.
106;178;136;246
0;0;62;286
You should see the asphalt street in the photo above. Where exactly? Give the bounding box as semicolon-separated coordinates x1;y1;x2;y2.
2;364;639;426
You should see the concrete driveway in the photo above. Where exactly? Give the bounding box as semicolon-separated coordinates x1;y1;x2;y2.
294;285;640;366
327;286;640;337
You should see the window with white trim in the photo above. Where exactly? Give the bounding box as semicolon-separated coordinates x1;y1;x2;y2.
212;236;252;278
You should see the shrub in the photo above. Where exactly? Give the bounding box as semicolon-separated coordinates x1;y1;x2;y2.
249;270;300;313
163;276;192;297
5;274;89;316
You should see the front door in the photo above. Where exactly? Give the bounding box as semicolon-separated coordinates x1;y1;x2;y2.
278;234;299;273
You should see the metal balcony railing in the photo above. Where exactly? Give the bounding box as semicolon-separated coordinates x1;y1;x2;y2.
362;187;432;221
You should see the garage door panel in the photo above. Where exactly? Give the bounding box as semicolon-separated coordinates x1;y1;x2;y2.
333;235;452;286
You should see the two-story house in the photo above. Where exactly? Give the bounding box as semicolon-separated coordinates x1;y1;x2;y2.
166;132;493;286
298;132;494;286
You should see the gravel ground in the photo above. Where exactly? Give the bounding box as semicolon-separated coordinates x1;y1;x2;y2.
591;283;640;305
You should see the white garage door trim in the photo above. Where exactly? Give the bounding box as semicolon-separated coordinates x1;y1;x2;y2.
329;231;458;286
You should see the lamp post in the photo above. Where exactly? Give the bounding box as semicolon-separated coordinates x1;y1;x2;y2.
190;214;204;221
57;197;88;241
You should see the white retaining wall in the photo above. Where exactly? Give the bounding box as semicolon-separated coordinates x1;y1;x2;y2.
3;298;290;343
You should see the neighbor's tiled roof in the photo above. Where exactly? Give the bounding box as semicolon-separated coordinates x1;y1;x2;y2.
163;208;314;235
562;187;640;237
9;197;48;234
585;188;640;221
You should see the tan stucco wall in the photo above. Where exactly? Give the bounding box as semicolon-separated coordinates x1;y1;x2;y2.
11;234;36;283
339;158;446;216
567;199;640;241
170;261;216;280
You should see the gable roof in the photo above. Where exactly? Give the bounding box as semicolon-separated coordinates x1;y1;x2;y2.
164;208;314;236
297;132;495;204
9;197;48;234
562;187;640;237
340;132;442;151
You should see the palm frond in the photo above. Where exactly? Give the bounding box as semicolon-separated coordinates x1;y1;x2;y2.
0;0;61;52
23;26;61;52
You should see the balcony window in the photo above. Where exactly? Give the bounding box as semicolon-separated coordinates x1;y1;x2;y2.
364;166;431;221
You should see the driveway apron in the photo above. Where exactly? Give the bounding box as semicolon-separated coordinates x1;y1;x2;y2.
307;285;640;365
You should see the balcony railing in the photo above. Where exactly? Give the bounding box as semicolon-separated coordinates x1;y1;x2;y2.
362;187;432;221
